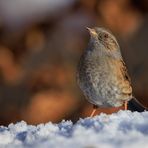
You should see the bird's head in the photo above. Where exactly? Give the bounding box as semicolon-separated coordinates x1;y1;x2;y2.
86;27;120;51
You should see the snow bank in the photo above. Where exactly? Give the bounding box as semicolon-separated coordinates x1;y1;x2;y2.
0;111;148;148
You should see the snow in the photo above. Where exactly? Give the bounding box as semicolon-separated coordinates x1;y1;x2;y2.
0;111;148;148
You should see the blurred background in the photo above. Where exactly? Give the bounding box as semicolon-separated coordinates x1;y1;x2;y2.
0;0;148;125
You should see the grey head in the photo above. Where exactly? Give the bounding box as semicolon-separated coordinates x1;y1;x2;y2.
86;27;121;58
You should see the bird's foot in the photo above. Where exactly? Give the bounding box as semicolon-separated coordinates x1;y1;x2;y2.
124;101;128;110
90;105;98;117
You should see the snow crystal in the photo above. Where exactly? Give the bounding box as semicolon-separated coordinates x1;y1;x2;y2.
0;111;148;148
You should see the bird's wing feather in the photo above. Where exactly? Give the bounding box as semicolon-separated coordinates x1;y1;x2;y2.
120;60;131;83
119;59;132;95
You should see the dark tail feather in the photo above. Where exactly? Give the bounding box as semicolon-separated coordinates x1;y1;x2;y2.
128;98;148;112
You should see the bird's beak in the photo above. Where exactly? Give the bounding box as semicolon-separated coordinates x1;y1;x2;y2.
86;27;97;36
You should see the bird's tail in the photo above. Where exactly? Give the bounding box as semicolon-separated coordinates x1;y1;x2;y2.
128;98;148;112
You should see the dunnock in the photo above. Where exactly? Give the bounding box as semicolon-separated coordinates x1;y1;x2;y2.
77;27;147;116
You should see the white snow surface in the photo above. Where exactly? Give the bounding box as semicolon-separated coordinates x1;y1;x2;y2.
0;111;148;148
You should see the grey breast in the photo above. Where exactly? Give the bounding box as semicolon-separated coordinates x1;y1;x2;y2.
77;50;109;106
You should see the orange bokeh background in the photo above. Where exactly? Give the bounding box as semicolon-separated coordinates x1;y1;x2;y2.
0;0;148;125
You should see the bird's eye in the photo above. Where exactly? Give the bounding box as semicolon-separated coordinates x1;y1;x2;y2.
98;33;109;40
103;34;109;38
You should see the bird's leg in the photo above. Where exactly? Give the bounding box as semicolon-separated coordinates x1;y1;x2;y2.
124;101;128;110
90;105;98;117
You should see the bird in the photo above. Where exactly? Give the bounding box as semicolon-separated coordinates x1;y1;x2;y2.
77;27;147;117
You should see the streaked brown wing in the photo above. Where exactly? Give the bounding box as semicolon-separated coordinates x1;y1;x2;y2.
120;60;131;83
119;59;132;95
